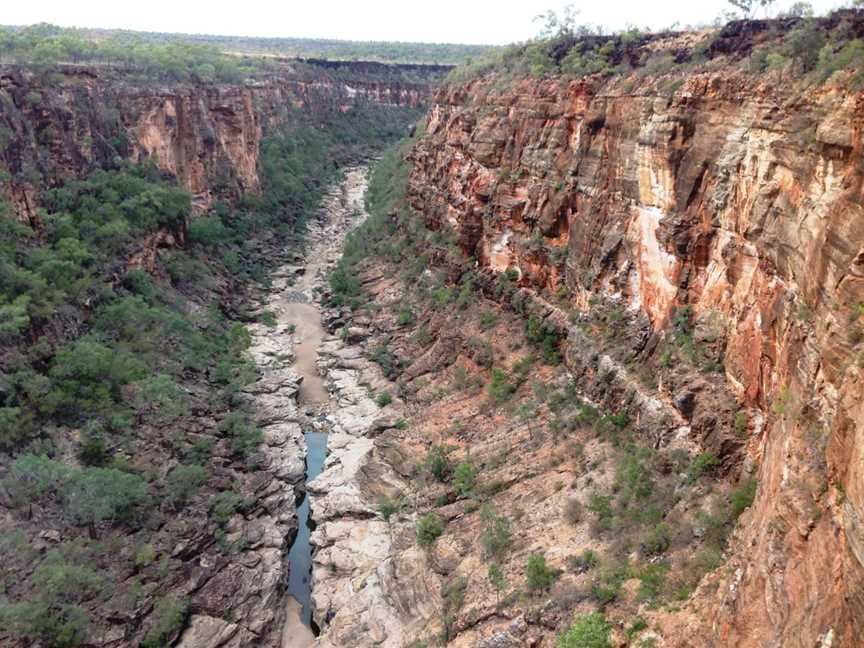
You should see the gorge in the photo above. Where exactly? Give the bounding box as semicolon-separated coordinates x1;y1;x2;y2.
2;9;864;648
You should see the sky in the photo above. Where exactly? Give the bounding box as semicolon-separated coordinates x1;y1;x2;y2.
2;0;853;45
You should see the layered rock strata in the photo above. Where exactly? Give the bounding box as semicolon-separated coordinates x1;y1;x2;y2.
405;36;864;647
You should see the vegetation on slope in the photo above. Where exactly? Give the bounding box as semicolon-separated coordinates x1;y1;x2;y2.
445;7;864;88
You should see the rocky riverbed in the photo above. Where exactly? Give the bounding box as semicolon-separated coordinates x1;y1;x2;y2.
179;166;433;648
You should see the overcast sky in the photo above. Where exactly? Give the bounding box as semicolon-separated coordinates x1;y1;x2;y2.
3;0;852;44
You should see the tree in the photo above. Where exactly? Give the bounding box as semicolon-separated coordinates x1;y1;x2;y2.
0;552;107;648
142;596;189;648
426;445;451;482
416;513;445;547
0;295;30;335
48;338;147;417
480;504;512;559
526;553;558;591
781;1;814;17
4;454;70;517
488;368;514;403
135;374;188;423
556;613;612;648
487;564;507;611
165;464;207;508
62;467;149;538
441;576;467;641
726;0;776;17
453;460;477;497
534;4;580;39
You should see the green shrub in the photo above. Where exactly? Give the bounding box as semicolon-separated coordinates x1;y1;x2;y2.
687;453;720;483
817;38;864;85
626;617;648;640
731;479;757;518
376;392;392;407
369;343;402;379
568;549;599;573
416;513;444;547
0;295;31;335
640;523;671;557
48;338;147;418
526;316;562;364
453;460;477;496
4;454;70;506
556;612;611;648
426;445;451;482
637;563;669;603
136;374;188;423
210;490;244;526
77;427;109;467
188;216;228;247
377;495;401;523
488;368;514;403
0;406;35;449
615;447;654;503
587;493;614;532
134;544;157;568
0;548;108;647
218;411;263;457
62;467;150;534
487;563;507;609
396;307;414;326
526;553;558;591
733;410;749;437
479;311;498;331
590;560;632;606
141;596;188;648
166;464;207;508
258;311;278;328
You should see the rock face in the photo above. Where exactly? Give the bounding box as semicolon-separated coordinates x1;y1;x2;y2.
405;28;864;648
0;60;438;216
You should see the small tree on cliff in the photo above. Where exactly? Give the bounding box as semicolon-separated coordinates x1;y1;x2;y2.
726;0;777;17
534;4;580;39
487;564;507;611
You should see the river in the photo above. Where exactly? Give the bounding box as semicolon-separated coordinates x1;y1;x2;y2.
269;167;369;648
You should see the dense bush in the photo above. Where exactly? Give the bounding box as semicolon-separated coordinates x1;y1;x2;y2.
425;445;451;482
63;467;150;535
166;464;208;508
416;512;445;547
731;479;758;518
526;553;558;591
141;596;188;648
488;368;514;403
556;612;611;648
526;316;562;364
453;460;477;496
0;551;108;648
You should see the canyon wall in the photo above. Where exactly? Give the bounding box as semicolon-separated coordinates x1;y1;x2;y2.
406;28;864;648
0;60;438;217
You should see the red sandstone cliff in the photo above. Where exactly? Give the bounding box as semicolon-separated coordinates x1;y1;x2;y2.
0;60;435;217
406;21;864;648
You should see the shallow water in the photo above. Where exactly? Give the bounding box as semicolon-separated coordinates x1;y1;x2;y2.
281;169;368;646
285;429;328;628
